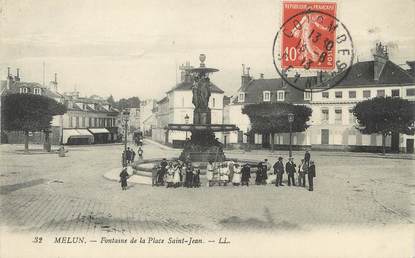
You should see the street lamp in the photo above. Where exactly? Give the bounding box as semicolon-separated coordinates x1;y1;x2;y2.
287;112;295;158
184;113;189;140
122;109;130;166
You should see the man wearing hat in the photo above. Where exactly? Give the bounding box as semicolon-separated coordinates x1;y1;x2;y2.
308;160;316;191
285;157;296;186
241;163;251;186
273;157;285;187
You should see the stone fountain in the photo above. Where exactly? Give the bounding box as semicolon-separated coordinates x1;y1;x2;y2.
167;54;238;162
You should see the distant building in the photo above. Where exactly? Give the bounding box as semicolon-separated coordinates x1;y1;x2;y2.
139;99;157;136
0;68;64;144
62;91;120;144
152;61;225;146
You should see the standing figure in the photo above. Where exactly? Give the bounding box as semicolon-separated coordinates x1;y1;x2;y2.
159;158;168;186
227;160;235;183
220;163;229;186
308;160;316;191
206;160;215;187
119;167;129;190
185;162;193;188
232;163;242;186
152;165;159;186
138;147;143;159
166;163;174;188
193;168;201;188
255;162;263;185
273;157;285;187
131;149;136;163
173;163;181;188
285;157;297;186
126;147;132;164
298;159;307;187
304;151;311;165
241;164;251;186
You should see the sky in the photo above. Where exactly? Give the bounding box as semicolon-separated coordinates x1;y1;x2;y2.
0;0;414;100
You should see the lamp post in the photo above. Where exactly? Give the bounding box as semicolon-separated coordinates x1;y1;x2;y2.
287;112;294;158
122;109;130;166
184;113;189;140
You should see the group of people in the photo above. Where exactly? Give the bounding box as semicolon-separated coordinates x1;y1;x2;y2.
272;151;316;191
121;146;144;166
206;160;251;186
153;158;201;188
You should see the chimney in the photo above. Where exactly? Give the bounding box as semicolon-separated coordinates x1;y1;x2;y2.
14;68;20;81
6;67;13;89
241;64;252;90
373;42;389;81
49;72;58;92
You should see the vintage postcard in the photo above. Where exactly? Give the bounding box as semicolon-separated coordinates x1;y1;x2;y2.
0;0;413;257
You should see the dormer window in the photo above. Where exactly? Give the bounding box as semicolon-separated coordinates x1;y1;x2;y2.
238;92;245;103
277;90;285;101
304;90;312;100
33;88;41;95
263;91;271;102
19;87;28;94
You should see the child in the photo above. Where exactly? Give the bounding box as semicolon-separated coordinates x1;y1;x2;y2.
119;166;130;190
206;160;215;187
137;147;143;159
232;163;241;186
172;163;181;188
193;167;201;188
220;163;229;186
166;163;174;188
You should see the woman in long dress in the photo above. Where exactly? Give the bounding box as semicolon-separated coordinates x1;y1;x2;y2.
232;163;242;186
206;160;215;187
173;163;181;188
119;167;129;190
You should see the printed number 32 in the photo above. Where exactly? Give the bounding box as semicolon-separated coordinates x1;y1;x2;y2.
33;237;43;243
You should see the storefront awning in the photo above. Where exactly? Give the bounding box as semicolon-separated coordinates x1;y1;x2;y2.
88;128;110;134
62;129;94;144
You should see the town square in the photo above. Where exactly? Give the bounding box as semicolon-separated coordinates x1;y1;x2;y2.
0;0;414;257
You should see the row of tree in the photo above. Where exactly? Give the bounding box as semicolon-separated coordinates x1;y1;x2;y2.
242;96;415;154
106;95;140;110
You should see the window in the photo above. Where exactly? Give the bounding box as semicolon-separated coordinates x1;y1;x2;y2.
69;116;73;128
212;97;216;107
348;91;356;98
33;88;41;95
335;91;342;98
263;91;271;102
363;90;371;98
88;118;92;127
81;117;85;127
19;87;28;94
406;88;415;96
304;91;311;100
277;90;285;101
322;92;329;98
335;109;342;124
239;92;245;102
94;118;98;127
391;89;400;97
75;117;79;128
321;108;329;122
377;90;385;97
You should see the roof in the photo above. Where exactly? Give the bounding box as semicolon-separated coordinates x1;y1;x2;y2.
1;80;63;99
235;77;309;104
166;81;224;94
333;60;415;88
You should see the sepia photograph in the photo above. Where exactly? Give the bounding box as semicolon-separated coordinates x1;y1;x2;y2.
0;0;414;257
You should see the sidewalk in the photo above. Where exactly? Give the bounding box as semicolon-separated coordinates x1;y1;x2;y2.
103;166;152;185
143;138;175;150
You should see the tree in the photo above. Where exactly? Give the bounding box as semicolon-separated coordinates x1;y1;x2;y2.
107;95;116;106
2;94;67;152
352;96;415;154
127;97;140;108
242;103;312;151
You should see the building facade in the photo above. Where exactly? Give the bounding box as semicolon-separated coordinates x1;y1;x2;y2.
225;44;415;153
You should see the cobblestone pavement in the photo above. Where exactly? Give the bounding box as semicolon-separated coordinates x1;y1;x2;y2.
0;141;413;235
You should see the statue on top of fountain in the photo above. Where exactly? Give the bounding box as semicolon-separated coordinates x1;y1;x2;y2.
192;74;211;124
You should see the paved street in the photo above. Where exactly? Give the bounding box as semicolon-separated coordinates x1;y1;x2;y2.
0;141;414;235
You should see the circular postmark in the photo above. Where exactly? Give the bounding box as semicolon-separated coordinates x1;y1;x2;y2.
272;9;354;92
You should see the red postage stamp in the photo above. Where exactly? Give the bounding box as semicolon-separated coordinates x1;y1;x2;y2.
281;1;337;70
